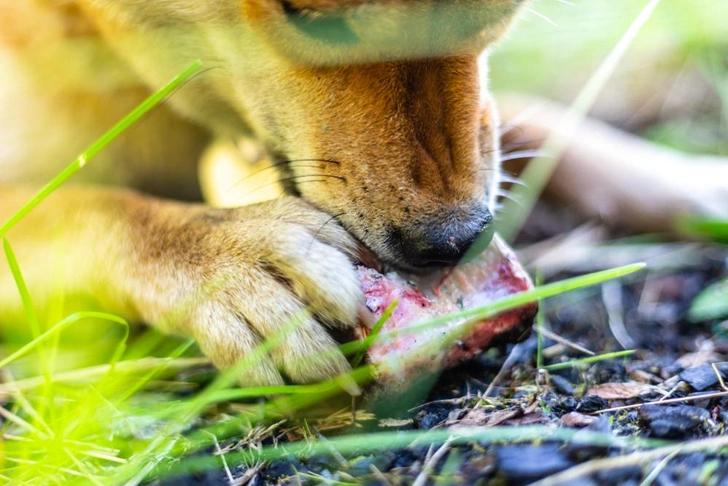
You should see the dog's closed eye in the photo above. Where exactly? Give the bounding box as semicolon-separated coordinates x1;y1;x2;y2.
281;0;359;45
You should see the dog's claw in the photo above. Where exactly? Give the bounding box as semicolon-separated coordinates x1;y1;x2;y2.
141;197;363;387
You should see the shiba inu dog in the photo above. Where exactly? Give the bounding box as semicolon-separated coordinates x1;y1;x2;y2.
1;0;725;388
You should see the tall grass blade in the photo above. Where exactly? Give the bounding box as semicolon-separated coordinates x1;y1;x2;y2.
0;312;128;369
543;349;636;371
165;425;667;476
493;0;662;243
351;300;398;367
2;238;40;338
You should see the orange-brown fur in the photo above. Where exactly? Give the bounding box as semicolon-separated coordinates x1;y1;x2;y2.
5;1;724;387
0;0;523;387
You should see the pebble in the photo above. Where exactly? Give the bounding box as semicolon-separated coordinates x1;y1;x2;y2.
638;404;710;439
565;416;613;461
549;396;578;417
679;364;728;391
593;465;642;485
495;444;575;483
550;374;575;395
577;396;609;413
415;405;451;430
560;411;598;428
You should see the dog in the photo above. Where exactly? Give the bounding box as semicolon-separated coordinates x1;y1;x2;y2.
1;0;725;388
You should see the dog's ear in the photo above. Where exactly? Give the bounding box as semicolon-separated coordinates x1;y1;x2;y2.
242;0;526;66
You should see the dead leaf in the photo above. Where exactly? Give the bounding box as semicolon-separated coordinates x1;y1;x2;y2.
586;382;652;399
448;407;522;427
379;418;413;427
629;369;662;384
505;412;548;426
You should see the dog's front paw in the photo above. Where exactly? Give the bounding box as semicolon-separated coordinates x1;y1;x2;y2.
137;197;363;388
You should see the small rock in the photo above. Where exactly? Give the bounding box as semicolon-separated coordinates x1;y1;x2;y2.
720;410;728;425
550;374;575;395
679;364;728;391
565;416;613;461
460;453;496;480
549;396;578;417
568;441;607;463
496;444;575;483
305;456;339;474
577;396;609;413
593;465;642;485
415;406;450;430
349;454;392;476
639;405;711;439
264;459;306;480
446;409;467;423
391;448;425;469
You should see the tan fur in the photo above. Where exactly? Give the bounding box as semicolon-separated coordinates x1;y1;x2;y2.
0;0;523;386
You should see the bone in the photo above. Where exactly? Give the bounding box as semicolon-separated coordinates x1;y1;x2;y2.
358;234;537;395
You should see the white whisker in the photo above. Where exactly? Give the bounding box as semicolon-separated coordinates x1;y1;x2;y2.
500;149;550;162
496;190;523;206
499;174;527;187
524;6;559;27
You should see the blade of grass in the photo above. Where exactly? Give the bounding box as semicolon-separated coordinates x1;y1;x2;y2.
687;277;728;322
3;239;40;338
543;349;636;371
163;425;668;477
0;60;203;239
0;358;208;396
493;0;662;244
2;237;55;419
677;217;728;244
0;369;54;439
535;270;545;369
113;339;196;403
0;312;128;369
351;300;398;367
155;365;373;423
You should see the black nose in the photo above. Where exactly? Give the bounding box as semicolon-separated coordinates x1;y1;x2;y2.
388;206;494;269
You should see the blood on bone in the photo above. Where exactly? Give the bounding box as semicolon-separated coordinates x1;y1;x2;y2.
357;235;537;378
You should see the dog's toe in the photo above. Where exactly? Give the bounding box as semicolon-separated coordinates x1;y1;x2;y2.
190;303;285;387
266;226;362;327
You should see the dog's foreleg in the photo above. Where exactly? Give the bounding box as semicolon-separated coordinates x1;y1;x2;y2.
0;187;362;387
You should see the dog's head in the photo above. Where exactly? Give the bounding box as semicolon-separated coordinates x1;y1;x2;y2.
84;0;523;270
231;0;524;270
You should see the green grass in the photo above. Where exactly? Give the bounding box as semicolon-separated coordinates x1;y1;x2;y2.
495;0;663;242
490;0;728;155
542;350;636;372
2;1;727;483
